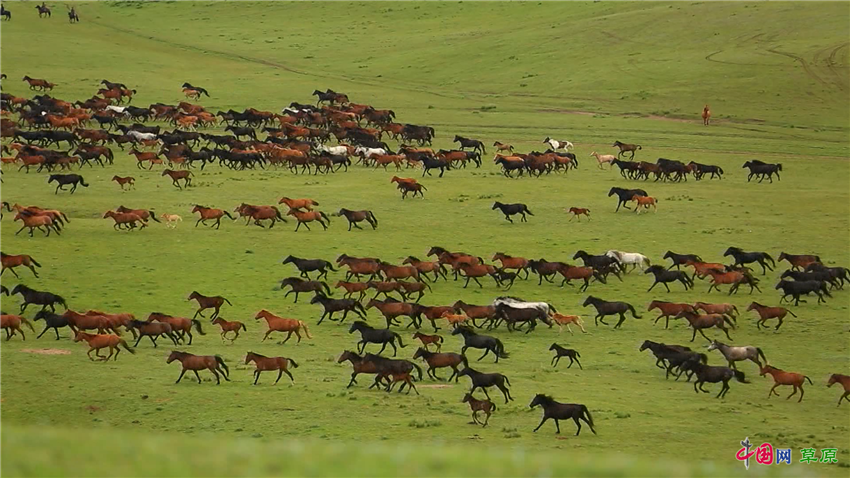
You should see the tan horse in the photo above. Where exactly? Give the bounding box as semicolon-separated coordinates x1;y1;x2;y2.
254;309;312;344
702;105;711;126
550;313;587;335
590;152;616;169
632;196;658;214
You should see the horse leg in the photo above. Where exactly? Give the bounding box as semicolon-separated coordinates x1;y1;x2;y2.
175;369;187;384
786;386;798;400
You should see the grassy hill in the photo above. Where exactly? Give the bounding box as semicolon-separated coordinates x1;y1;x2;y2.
1;1;848;477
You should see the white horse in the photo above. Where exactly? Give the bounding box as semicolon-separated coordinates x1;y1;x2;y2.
105;105;129;116
127;130;157;141
605;250;651;272
318;144;352;156
492;296;557;316
543;137;574;151
355;146;388;159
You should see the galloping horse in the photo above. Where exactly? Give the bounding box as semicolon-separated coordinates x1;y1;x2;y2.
192;205;235;229
1;252;41;278
701;105;711;126
167;351;230;385
187;291;232;320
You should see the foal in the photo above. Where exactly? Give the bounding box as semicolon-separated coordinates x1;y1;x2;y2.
211;318;247;343
462;393;496;427
549;344;582;369
566;207;591;221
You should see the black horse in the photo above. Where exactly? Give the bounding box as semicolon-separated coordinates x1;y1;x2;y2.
182;83;210;97
10;284;67;313
494;157;526;177
608;187;647;212
549;344;582;369
679;358;749;398
453;135;486;154
420;156;451;177
363;353;423;394
689;161;724;180
33;310;71;340
68;6;79;23
224;125;257;141
492;305;545;333
775;280;831;306
611;159;640;179
1;6;11;20
529;394;596;435
572;250;620;272
457;367;513;404
742;160;782;183
663;251;703;270
281;255;336;280
806;263;850;288
723;247;775;275
781;270;841;290
278;277;331;303
349;321;406;356
48;174;89;194
582;296;641;328
645;265;693;292
639;340;692;369
311;294;367;325
492;202;533;223
451;326;508;363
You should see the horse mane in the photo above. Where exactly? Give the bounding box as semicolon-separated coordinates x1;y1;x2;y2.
129;320;148;327
248;351;267;358
535;394;555;404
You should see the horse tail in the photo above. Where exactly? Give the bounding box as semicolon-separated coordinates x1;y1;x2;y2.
240;322;247;331
460;353;469;369
29;257;42;267
393;332;406;348
191;319;206;335
61;212;70;223
628;304;642;319
412;362;423;381
733;370;749;383
637;145;642;150
57;297;68;310
320;211;330;222
575;350;581;358
310;200;320;206
119;339;136;354
214;355;229;376
731;304;739;314
723;316;735;329
491;402;497;412
149;211;161;222
222;210;235;220
525;207;534;216
502;374;511;387
366;211;378;225
581;405;595;428
79;178;89;187
756;347;767;365
299;321;313;339
804;375;813;385
274;207;285;221
287;357;299;368
20;317;35;333
785;309;798;318
321;281;332;295
200;88;210;97
547;303;557;314
763;252;775;266
495;338;509;358
718;166;724;174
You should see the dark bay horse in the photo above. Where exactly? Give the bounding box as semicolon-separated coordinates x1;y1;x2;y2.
167;351;230;385
492;202;533;223
530;394;596;435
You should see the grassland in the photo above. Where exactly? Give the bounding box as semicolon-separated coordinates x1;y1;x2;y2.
1;1;848;476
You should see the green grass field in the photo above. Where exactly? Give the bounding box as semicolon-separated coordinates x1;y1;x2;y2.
1;2;848;476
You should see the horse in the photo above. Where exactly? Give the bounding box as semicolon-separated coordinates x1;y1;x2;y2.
182;83;210;98
235;204;286;229
590;151;616;169
462;393;496;427
349;321;405;356
723;247;775;275
103;210;147;230
680;358;749;398
412;332;443;352
187;291;232;320
704;269;762;295
453;135;486;154
693;302;738;320
582;296;641;328
282;255;335;280
688;161;724;180
605;250;650;272
458;367;513;404
777;252;821;271
608;187;647;212
550;313;586;334
663;251;703;270
492;297;555;323
492;202;533;223
166;351;230;385
126;320;179;348
647;301;697;329
12;212;61;237
111;176;135;190
310;294;367;324
451;326;508;363
493;141;514;153
1;6;10;20
645;265;693;292
632;195;658;214
701;105;711;126
74;332;135;361
760;365;812;402
412;347;468;381
48;174;88;194
35;3;51;18
742;160;782;183
639;340;693;370
543;137;573;151
192;205;235;229
397;181;426;199
452;301;496;328
255;309;311;343
211;318;247;343
11;284;67;313
245;352;298;385
548;344;582;369
674;310;735;342
362;354;422;394
397;280;431;302
403;256;448;282
529;394;595;435
1;314;35;341
1;253;41;278
827;374;850;406
162;169;192;189
566;207;591;221
32;310;70;340
161;214;182;228
456;263;500;289
556;264;606;292
334;208;377;231
279;277;331;303
707;340;767;371
775;280;831;306
147;312;205;345
337;350;390;389
67;6;79;23
287;209;330;231
746;302;796;331
612;141;641;159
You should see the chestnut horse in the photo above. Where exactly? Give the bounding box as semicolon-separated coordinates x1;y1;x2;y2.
211;318;247;343
746;302;796;331
162;169;192;189
566;207;591;221
287;209;330;231
167;351;230;385
103;210;147;230
1;314;35;341
192;205;235;229
760;365;812;402
278;197;319;211
827;374;850;406
188;291;232;320
147;312;205;345
245;352;298;385
74;331;136;361
647;301;695;329
254;309;312;343
702;105;711;126
1;252;41;278
491;253;529;279
112;176;135;190
13;212;61;237
550;313;587;334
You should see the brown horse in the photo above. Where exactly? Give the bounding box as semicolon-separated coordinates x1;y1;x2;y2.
147;312;205;345
412;332;443;352
397;181;426;199
491;253;529;279
112;176;135;190
684;260;726;281
167;351;230;385
13;212;61;237
701;105;711;126
550;313;587;335
1;314;35;341
693;302;738;320
760;365;812;402
704;270;761;295
566;207;591;221
22;75;54;90
192;205;235;229
365;298;418;328
456;264;499;288
402;256;447;282
85;310;135;337
746;302;797;331
452;300;496;328
162;169;192;189
187;291;232;320
647;300;696;329
103;210;148;230
463;393;496;426
612;141;641;159
63;310;117;335
412;347;468;382
245;352;298;385
234;203;286;228
74;331;135;361
675;310;735;342
212;318;247;343
254;309;312;343
493;141;514;153
337;350;390;389
777;252;821;271
378;262;420;281
278;197;319;211
287;209;330;231
1;252;41;278
335;281;369;301
339;257;382;281
632;195;657;214
827;374;850;406
367;281;408;300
